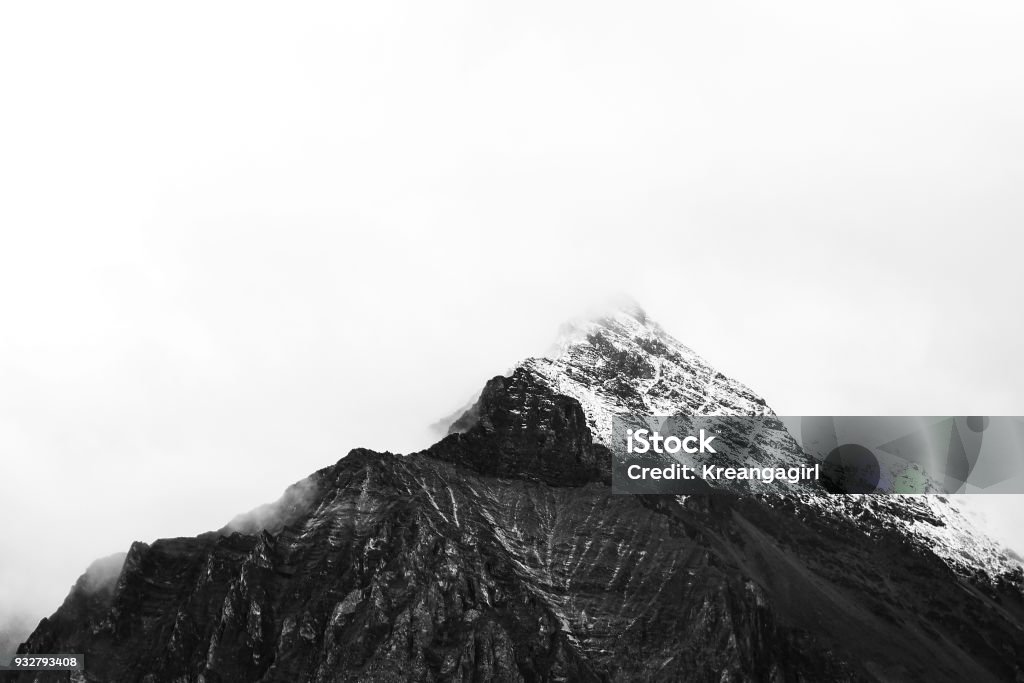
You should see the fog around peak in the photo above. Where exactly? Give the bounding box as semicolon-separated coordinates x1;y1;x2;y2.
3;0;1024;664
80;553;128;596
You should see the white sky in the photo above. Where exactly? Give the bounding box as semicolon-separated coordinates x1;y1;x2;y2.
2;0;1023;647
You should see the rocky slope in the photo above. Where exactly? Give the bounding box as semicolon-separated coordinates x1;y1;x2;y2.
13;306;1024;682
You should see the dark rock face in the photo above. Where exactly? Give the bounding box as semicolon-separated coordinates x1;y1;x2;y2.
15;367;1024;682
441;368;610;487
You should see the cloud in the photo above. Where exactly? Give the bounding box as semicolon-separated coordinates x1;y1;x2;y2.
222;475;323;536
79;553;128;597
0;613;34;666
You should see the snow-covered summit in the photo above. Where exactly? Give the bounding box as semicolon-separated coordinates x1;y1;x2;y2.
523;304;771;445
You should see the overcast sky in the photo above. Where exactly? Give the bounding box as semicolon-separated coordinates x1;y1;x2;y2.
2;0;1023;651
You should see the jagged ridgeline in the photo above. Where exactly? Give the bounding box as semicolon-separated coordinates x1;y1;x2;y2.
15;307;1024;682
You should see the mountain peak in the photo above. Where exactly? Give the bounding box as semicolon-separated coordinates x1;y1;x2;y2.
546;297;657;356
525;302;772;445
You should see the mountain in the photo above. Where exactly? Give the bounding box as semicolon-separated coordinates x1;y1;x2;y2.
13;306;1024;682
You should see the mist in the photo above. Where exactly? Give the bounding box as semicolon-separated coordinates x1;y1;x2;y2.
80;554;129;597
2;0;1023;661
